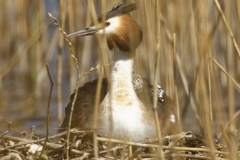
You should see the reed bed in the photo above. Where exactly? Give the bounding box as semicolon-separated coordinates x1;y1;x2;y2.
0;0;240;159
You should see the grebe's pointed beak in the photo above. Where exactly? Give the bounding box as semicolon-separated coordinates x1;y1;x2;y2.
68;27;99;37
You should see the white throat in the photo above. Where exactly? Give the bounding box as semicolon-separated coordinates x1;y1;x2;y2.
110;48;136;104
111;58;134;101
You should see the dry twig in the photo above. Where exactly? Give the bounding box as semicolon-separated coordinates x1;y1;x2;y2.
48;12;113;159
208;57;240;92
213;0;240;59
39;64;54;159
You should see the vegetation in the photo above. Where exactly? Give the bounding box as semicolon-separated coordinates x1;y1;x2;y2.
0;0;239;159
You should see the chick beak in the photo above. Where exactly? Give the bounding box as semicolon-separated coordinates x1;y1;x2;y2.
68;27;98;37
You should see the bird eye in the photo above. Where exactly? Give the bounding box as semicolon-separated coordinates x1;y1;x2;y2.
106;21;110;26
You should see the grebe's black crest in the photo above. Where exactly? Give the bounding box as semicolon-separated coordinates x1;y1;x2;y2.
93;3;138;25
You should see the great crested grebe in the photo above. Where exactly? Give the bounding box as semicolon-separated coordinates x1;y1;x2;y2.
60;3;178;142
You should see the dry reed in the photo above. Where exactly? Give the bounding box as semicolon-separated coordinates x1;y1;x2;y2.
0;0;239;159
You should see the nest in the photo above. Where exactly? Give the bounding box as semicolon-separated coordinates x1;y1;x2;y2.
0;128;230;160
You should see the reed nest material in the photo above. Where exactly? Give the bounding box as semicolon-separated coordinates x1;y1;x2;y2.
0;129;231;160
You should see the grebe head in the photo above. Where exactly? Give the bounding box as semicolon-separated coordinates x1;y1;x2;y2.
68;3;142;52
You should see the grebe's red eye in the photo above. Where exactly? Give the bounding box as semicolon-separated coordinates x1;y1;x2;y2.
106;22;110;26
